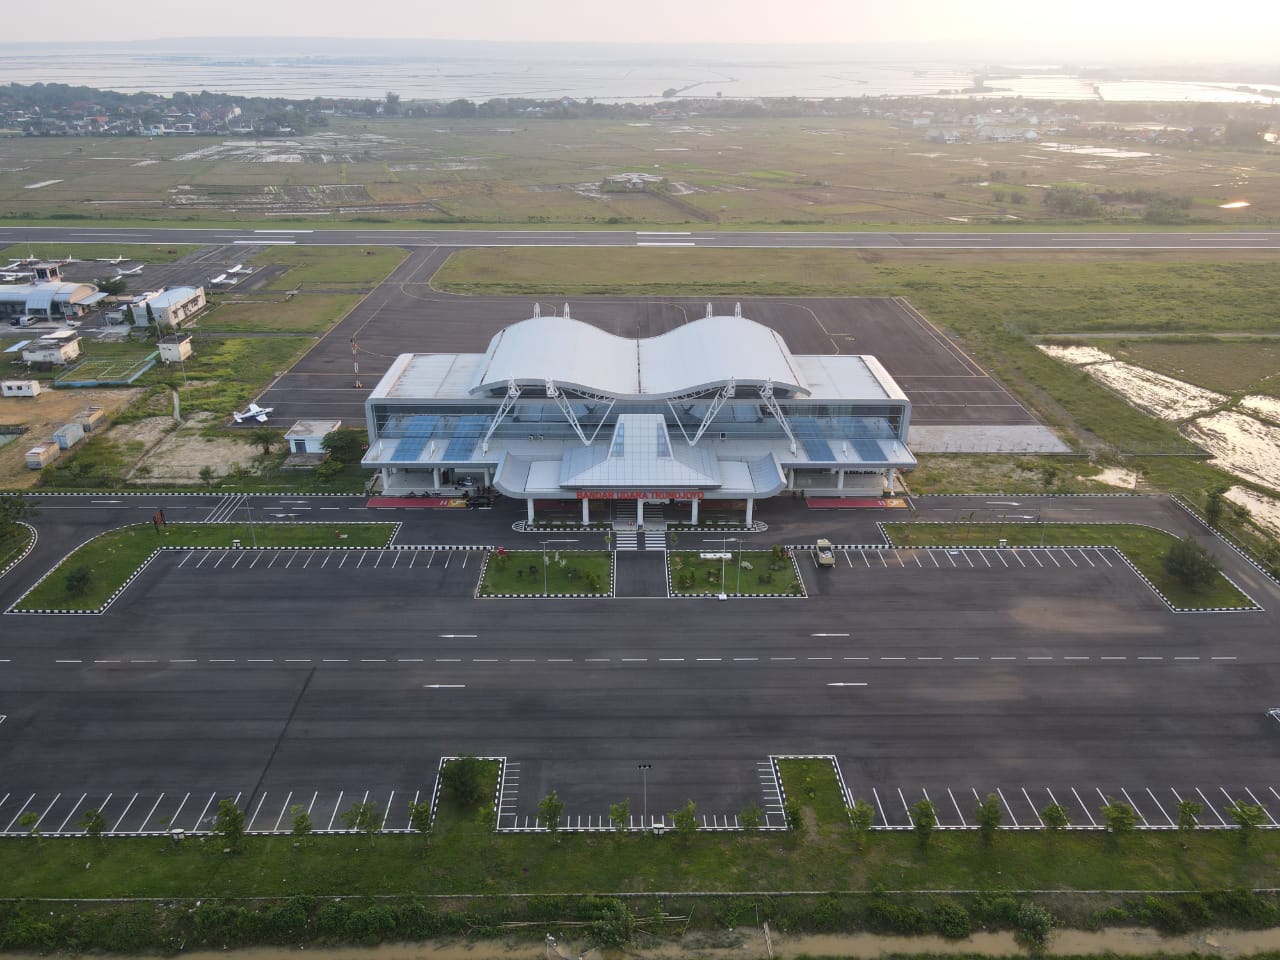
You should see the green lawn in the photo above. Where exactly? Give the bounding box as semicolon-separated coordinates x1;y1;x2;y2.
883;522;1254;609
479;548;611;595
669;549;802;595
14;522;396;611
253;245;408;289
197;292;363;333
0;524;34;572
0;243;187;264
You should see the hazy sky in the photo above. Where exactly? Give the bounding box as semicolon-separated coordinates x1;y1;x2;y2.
8;0;1280;61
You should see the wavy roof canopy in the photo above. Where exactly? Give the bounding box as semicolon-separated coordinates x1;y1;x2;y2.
471;314;809;399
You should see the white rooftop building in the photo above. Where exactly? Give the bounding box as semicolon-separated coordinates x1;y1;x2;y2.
362;305;915;526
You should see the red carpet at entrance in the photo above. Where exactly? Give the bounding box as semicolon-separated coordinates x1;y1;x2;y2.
806;497;909;509
366;497;467;509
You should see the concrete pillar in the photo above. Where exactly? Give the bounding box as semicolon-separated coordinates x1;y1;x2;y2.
786;468;794;491
636;499;645;528
745;498;754;526
483;467;491;487
433;467;441;490
581;498;590;524
526;498;535;523
836;469;845;490
690;498;699;524
885;469;895;494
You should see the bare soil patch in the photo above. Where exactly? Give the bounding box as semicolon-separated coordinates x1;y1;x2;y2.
1184;411;1280;493
1039;344;1228;421
1225;485;1280;539
137;412;256;483
0;387;143;489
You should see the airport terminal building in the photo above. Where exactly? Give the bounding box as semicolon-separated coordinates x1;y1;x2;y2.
362;306;915;524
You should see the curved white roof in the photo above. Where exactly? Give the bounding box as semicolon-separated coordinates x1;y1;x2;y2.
471;314;809;399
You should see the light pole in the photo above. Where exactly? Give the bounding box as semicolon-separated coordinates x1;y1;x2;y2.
242;491;257;548
703;536;736;599
638;763;651;830
540;539;578;596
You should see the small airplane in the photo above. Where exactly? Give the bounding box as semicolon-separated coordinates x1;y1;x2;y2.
233;402;274;423
96;254;129;265
210;273;230;285
0;270;33;282
228;264;252;274
115;265;144;277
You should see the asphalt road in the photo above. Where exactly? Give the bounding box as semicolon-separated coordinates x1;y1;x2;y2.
5;226;1280;251
2;493;1278;835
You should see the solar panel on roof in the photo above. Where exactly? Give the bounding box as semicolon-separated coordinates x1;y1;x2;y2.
442;415;488;460
851;438;887;462
791;416;834;462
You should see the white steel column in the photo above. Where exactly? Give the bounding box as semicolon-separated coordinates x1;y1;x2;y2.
433;467;441;489
745;498;754;526
690;498;699;524
526;498;535;523
885;469;895;494
581;498;590;524
836;470;845;490
636;499;645;527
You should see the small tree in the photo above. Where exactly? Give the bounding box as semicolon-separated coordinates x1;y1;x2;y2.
321;429;367;464
440;754;487;807
1041;802;1070;832
214;798;245;850
849;797;876;848
974;792;1003;845
609;798;631;833
80;807;107;841
783;799;803;833
248;427;277;458
1162;535;1220;592
739;802;763;832
1226;799;1268;844
1100;797;1136;838
145;302;157;329
671;799;699;837
290;805;312;840
341;800;382;843
911;798;938;849
408;800;433;837
198;465;217;490
1205;487;1227;528
539;790;564;839
18;811;40;839
65;564;94;598
1177;798;1202;832
0;492;38;537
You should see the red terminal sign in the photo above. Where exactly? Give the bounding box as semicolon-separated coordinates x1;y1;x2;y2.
576;490;705;500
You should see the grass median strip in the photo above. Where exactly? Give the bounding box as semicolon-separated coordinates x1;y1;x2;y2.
669;549;801;595
14;522;396;611
883;522;1253;609
479;549;611;596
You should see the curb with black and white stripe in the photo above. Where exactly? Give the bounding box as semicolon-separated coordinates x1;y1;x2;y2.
1172;495;1280;590
0;521;37;582
5;520;403;616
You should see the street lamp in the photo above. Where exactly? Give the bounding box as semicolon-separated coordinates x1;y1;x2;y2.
241;491;257;548
638;763;651;830
703;536;737;600
540;539;578;596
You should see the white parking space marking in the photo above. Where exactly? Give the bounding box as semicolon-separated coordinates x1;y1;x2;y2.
948;788;967;826
1120;788;1148;826
57;793;87;833
1071;788;1098;826
110;793;138;833
1022;788;1044;826
1197;788;1228;825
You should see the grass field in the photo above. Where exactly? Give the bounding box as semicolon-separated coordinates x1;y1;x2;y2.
1103;337;1280;396
3;115;1277;227
197;292;363;333
0;524;33;572
13;522;396;611
669;549;802;595
882;522;1254;609
0;243;187;263
479;549;612;595
252;245;408;289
